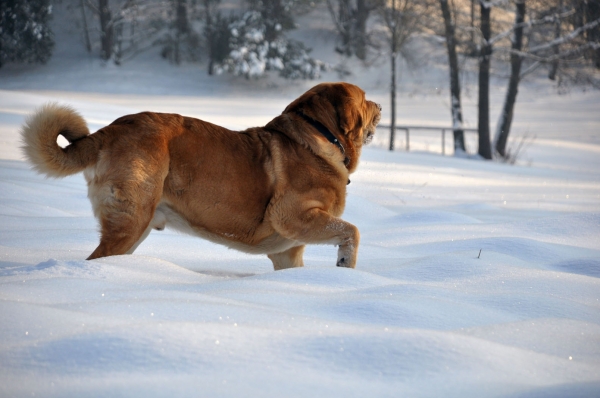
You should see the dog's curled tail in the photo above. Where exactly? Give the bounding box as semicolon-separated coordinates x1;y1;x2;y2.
21;103;98;178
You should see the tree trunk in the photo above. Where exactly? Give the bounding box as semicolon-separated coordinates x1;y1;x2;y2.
588;0;600;68
470;0;475;44
338;0;353;56
439;0;466;153
174;0;188;65
494;0;525;158
389;0;397;151
99;0;113;60
548;0;562;80
204;0;215;75
390;51;396;151
477;1;492;160
80;0;92;53
262;0;286;42
354;0;370;60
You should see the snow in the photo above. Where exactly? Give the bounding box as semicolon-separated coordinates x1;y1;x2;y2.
1;2;600;397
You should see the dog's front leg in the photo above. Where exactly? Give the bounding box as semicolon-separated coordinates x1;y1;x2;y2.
268;245;305;270
334;222;360;268
274;209;360;268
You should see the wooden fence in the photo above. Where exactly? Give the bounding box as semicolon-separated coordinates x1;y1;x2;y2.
377;125;478;155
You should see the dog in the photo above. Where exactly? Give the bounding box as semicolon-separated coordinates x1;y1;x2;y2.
21;82;381;270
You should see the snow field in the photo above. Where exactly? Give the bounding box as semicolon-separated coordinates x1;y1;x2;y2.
0;88;599;397
1;0;600;393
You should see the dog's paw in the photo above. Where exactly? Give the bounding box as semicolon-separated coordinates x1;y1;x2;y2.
336;254;356;268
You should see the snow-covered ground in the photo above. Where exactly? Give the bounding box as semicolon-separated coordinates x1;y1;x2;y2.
1;2;600;397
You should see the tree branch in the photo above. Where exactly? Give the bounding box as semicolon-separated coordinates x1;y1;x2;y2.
325;0;347;35
85;0;99;14
504;41;600;63
528;17;600;53
489;9;575;46
480;0;508;9
519;60;541;78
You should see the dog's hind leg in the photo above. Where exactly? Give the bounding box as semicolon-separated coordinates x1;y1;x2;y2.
86;162;167;260
125;208;167;255
87;197;158;260
268;245;305;270
125;225;153;255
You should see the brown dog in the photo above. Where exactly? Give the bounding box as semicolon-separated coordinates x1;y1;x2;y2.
21;82;381;270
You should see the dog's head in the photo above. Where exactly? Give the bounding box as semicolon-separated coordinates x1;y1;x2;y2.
283;82;381;172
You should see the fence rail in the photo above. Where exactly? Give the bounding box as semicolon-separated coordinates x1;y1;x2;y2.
377;124;478;155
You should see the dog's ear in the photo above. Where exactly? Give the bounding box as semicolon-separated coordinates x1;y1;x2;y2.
284;83;364;137
336;86;364;137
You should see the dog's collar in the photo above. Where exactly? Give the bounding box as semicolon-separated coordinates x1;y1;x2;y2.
296;111;350;167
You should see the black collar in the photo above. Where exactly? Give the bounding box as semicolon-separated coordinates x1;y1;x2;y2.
296;111;349;167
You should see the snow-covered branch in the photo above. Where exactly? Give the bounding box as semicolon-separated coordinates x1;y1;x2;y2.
528;17;600;53
503;41;600;64
519;60;541;78
480;0;508;9
488;9;575;46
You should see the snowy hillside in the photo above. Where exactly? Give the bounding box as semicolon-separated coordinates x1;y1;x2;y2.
1;1;600;397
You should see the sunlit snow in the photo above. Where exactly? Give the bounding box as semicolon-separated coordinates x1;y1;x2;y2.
0;2;599;397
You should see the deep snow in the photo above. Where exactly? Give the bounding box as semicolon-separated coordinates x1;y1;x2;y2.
1;1;600;397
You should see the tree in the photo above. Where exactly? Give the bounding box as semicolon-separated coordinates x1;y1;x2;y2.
548;0;563;80
0;0;54;68
494;0;525;158
326;0;379;60
439;0;466;153
173;0;189;65
203;0;229;75
79;0;92;53
472;0;600;160
74;1;181;64
247;0;295;42
210;0;327;79
491;0;600;159
161;0;200;65
377;0;430;150
79;0;114;61
572;0;600;68
98;0;113;60
529;0;600;85
477;0;493;160
216;10;327;79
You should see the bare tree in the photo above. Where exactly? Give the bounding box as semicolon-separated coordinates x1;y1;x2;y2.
326;0;379;60
202;0;224;75
172;0;189;65
81;0;167;63
80;0;93;53
477;0;493;160
571;0;600;68
548;0;563;80
439;0;466;153
98;0;113;60
527;0;600;85
488;0;600;159
377;0;430;150
494;0;525;158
